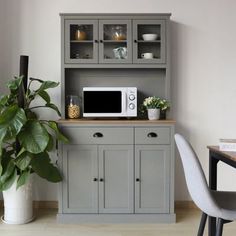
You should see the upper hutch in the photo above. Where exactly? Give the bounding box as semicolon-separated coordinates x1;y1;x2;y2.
60;13;171;118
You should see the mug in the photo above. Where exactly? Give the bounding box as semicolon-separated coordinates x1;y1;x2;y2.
141;53;153;59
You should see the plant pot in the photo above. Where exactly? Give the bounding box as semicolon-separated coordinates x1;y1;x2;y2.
147;108;160;120
2;175;34;224
160;110;167;120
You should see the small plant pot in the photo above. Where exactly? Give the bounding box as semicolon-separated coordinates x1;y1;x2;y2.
147;108;160;120
160;110;167;120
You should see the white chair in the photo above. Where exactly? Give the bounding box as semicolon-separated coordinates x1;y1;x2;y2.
175;133;236;236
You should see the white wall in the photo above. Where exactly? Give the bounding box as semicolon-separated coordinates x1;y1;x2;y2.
1;0;236;201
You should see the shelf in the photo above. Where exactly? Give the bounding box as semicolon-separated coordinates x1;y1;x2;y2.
57;119;176;125
70;40;94;43
137;40;161;43
103;40;127;43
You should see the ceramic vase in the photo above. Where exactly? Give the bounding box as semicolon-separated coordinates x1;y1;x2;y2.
147;108;160;120
2;175;34;224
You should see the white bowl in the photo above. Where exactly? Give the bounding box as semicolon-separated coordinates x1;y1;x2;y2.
142;34;158;41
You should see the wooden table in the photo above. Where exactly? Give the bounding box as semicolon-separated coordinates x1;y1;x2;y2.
207;146;236;236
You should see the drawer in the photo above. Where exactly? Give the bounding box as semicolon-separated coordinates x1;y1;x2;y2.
135;127;170;145
61;127;133;145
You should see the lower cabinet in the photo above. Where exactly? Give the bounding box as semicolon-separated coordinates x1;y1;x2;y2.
62;144;133;213
135;145;170;213
58;123;175;223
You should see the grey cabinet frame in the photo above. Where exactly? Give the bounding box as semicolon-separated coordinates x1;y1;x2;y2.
65;19;99;64
133;20;166;64
98;20;132;64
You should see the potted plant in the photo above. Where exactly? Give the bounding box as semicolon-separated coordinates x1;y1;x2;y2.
142;96;170;120
159;99;170;119
0;76;68;224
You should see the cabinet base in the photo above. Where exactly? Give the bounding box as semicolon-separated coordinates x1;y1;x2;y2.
57;213;176;224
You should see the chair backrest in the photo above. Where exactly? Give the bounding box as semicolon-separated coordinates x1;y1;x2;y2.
175;134;220;217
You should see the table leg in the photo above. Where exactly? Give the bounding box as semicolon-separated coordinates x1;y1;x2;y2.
208;151;219;236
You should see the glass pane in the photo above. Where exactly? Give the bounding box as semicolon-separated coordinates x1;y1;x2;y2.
103;42;127;60
103;24;127;40
70;24;93;40
137;24;161;60
103;24;128;60
137;24;161;41
69;24;94;60
137;42;160;59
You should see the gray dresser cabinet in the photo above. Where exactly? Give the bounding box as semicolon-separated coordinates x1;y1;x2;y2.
58;122;175;223
59;13;175;223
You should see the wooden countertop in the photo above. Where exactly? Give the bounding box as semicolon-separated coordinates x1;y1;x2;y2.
57;119;176;125
207;146;236;162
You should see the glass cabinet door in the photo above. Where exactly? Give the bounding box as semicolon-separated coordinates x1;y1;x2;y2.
99;20;132;64
65;20;98;64
133;20;166;64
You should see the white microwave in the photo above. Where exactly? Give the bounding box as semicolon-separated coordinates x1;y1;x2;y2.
83;87;137;117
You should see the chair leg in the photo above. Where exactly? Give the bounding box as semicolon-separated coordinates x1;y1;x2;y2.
197;212;207;236
216;218;224;236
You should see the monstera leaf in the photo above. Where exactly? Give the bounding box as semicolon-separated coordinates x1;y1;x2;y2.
31;152;62;182
0;105;26;155
18;120;49;154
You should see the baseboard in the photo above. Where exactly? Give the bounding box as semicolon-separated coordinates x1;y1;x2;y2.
0;200;58;209
175;201;198;209
0;200;196;210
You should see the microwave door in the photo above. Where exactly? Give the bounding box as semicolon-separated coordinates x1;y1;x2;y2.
83;91;123;117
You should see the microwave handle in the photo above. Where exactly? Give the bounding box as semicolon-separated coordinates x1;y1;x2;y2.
122;91;127;112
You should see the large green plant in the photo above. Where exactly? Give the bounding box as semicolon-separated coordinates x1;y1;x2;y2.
0;76;68;191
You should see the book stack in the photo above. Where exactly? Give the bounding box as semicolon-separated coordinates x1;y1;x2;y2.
219;139;236;152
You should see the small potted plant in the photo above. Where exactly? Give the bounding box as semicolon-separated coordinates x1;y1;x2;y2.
142;96;170;120
159;99;170;119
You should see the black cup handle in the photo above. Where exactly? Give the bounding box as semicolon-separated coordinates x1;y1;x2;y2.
147;132;158;138
93;132;103;138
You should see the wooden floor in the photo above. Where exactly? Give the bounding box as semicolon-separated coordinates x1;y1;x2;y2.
0;209;236;236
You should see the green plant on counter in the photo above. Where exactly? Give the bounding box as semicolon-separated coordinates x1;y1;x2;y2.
141;96;170;111
0;76;68;191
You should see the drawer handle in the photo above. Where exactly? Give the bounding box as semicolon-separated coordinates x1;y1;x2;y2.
93;178;98;182
93;132;103;138
136;178;140;182
147;132;158;138
99;178;104;182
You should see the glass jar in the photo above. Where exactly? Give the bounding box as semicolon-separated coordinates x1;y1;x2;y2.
67;95;80;119
111;25;126;40
75;25;87;40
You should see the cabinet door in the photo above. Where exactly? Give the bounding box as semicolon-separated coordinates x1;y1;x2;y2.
65;20;98;63
133;20;166;64
98;145;134;213
99;20;132;64
62;145;98;213
135;145;170;213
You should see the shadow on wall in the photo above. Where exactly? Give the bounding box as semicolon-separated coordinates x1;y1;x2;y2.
170;21;192;200
0;0;22;94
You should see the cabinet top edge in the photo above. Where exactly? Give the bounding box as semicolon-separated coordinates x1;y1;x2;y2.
57;119;176;125
59;13;171;17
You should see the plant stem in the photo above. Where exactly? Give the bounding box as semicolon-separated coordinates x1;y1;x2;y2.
29;106;46;110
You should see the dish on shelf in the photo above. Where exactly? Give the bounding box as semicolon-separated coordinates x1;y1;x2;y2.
142;34;158;41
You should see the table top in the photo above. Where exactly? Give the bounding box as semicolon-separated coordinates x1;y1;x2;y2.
57;119;176;125
207;146;236;162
